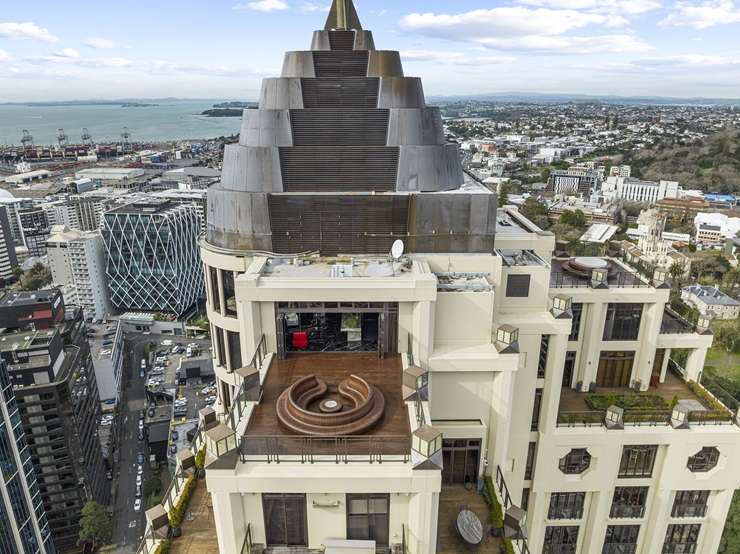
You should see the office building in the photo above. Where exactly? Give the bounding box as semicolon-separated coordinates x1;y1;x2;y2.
17;206;50;257
0;293;108;550
101;200;203;315
0;205;18;281
547;168;598;196
138;3;740;554
150;189;208;235
46;226;111;321
602;177;680;205
0;358;55;553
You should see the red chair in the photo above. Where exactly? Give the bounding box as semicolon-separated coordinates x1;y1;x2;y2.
292;331;308;350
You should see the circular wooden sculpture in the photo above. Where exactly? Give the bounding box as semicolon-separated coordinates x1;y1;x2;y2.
276;374;385;436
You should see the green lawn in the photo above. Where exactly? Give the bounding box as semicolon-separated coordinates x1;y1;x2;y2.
704;348;740;380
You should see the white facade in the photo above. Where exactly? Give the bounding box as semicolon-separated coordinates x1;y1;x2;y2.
694;213;740;242
682;285;740;320
602;177;680;205
91;320;125;407
46;226;111;321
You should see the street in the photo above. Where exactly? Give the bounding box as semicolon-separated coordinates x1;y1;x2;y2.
111;335;153;552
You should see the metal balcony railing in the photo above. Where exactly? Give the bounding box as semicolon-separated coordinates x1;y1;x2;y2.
495;466;531;554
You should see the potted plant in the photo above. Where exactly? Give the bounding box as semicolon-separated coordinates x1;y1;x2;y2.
195;448;206;479
169;507;183;538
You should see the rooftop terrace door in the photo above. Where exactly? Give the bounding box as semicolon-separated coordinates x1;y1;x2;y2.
442;439;480;486
262;493;308;547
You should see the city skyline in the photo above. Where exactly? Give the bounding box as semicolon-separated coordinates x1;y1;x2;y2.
1;0;740;101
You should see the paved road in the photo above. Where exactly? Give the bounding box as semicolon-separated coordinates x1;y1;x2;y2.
111;335;153;552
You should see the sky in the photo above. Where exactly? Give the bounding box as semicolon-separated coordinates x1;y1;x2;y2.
2;0;740;101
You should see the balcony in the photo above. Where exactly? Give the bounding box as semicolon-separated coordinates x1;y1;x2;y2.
660;309;697;334
238;353;412;463
558;369;735;428
609;504;646;519
550;258;649;289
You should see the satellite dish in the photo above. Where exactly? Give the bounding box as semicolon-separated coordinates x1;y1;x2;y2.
391;240;405;260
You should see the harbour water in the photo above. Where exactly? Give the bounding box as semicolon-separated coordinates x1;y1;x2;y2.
0;100;243;145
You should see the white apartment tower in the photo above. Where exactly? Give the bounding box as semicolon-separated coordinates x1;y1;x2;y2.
138;4;740;554
46;226;111;321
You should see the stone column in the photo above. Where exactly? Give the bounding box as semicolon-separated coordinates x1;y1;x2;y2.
641;487;672;553
488;370;515;471
211;491;246;554
578;302;606;388
685;347;708;382
635;303;662;388
407;490;439;554
540;333;569;430
701;489;735;553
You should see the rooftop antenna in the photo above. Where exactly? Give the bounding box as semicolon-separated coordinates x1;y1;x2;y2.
325;0;362;31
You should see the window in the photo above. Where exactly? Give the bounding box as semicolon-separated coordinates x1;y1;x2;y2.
662;524;700;554
522;488;530;511
531;389;543;431
672;491;710;518
538;335;550;378
603;525;640;554
525;442;536;480
208;266;220;312
559;449;591;475
347;494;390;547
687;448;719;473
569;303;583;341
214;327;226;368
262;494;308;547
506;274;531;297
223;270;237;317
227;331;242;371
603;303;643;341
610;487;649;519
543;526;579;554
619;446;658;479
548;492;585;520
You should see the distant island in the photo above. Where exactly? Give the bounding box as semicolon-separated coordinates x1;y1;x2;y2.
213;101;256;109
201;108;244;117
121;102;158;108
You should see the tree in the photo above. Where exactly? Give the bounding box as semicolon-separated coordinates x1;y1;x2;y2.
143;476;163;499
20;263;52;291
669;261;685;289
519;198;550;230
78;501;112;551
558;209;587;229
720;491;740;553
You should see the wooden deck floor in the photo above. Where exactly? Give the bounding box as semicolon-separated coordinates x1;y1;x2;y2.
169;479;219;554
247;353;410;440
437;485;503;554
559;370;705;413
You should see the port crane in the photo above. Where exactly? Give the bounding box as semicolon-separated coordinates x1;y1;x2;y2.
21;130;34;151
120;127;132;154
81;128;93;146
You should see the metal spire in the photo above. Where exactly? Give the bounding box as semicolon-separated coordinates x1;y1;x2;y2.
324;0;362;30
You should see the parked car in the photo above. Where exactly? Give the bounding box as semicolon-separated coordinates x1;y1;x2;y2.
137;452;145;465
106;471;112;481
138;429;144;441
136;474;142;486
136;485;142;498
134;498;142;512
137;465;143;476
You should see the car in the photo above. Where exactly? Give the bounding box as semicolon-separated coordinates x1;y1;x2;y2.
169;444;178;455
148;406;156;417
137;452;145;465
139;410;145;420
161;339;173;347
136;474;142;486
138;430;144;441
138;420;144;431
137;465;143;476
171;430;179;441
134;498;142;512
135;485;142;498
106;471;113;481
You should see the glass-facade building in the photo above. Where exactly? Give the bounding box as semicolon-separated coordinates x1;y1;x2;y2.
0;359;54;554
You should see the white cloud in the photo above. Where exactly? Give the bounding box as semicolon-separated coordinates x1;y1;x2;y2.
85;37;116;49
402;50;515;65
300;2;329;13
235;0;289;12
478;34;651;54
54;48;81;59
661;0;740;28
518;0;661;14
632;54;739;66
399;8;627;40
0;22;58;43
0;50;11;62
